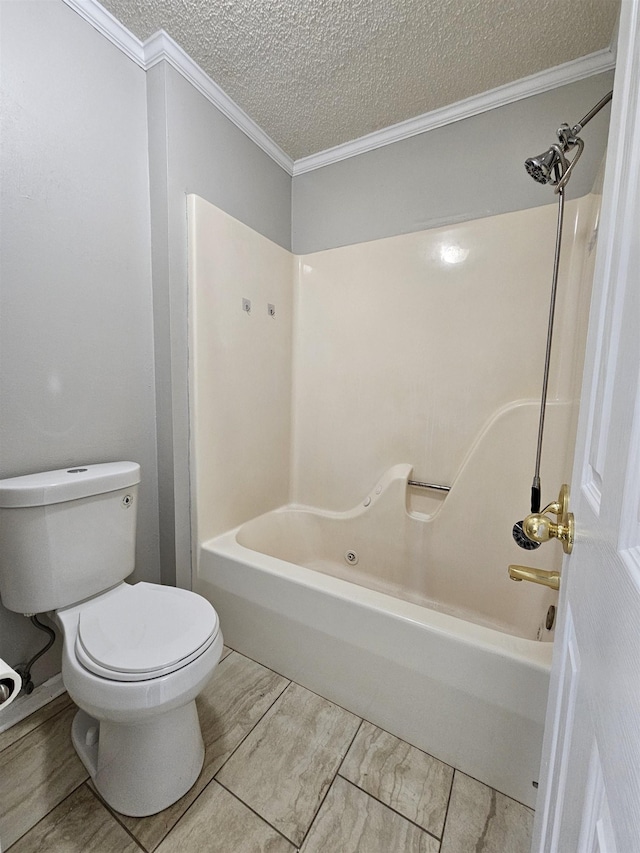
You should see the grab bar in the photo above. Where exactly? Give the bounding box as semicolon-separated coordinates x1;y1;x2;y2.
407;479;450;493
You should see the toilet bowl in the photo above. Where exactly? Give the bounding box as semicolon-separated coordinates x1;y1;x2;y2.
0;462;224;817
56;582;223;816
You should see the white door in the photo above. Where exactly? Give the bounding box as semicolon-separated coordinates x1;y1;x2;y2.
532;3;640;851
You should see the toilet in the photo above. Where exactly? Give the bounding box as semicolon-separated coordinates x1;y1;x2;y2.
0;462;223;817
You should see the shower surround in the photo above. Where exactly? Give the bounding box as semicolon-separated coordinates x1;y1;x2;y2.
189;188;599;806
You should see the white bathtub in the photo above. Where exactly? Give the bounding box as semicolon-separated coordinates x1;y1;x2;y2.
197;465;552;809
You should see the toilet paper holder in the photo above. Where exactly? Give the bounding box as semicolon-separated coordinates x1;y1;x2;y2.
0;659;22;711
1;679;17;704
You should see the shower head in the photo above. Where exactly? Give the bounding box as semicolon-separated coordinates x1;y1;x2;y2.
524;137;583;193
524;147;561;185
524;88;613;192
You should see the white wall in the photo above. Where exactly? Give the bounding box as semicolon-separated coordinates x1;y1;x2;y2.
0;0;158;681
291;197;598;511
190;189;599;602
189;197;293;545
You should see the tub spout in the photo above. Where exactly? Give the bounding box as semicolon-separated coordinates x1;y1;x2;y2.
508;565;560;591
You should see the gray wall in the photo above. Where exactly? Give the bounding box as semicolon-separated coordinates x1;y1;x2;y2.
0;2;292;684
292;71;614;254
0;1;158;682
146;62;291;589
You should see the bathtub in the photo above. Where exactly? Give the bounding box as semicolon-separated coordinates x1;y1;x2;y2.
197;464;553;809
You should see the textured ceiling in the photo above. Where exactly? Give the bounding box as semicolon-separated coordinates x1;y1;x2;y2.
100;0;619;160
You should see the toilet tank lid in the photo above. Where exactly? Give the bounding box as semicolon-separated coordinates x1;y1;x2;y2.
0;462;141;508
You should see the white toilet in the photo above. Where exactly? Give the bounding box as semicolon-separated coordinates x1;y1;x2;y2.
0;462;223;817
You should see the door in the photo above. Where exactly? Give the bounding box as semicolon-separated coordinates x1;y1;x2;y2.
532;3;640;850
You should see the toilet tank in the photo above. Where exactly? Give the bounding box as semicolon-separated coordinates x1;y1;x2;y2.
0;462;140;614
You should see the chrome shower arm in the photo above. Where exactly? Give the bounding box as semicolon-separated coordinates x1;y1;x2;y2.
571;90;613;136
557;91;614;149
515;88;613;544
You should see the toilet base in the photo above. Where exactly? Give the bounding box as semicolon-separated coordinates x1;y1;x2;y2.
72;701;205;816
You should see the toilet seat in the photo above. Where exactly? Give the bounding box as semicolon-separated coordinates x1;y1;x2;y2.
74;582;220;682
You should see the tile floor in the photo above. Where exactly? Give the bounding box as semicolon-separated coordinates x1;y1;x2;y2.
0;647;534;852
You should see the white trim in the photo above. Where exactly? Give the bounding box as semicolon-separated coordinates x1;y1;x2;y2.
142;30;294;174
292;47;616;175
63;0;616;178
61;0;294;173
62;0;146;68
0;673;66;734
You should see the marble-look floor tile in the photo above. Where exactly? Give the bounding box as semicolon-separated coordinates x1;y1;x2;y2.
340;720;453;838
440;772;534;853
0;692;73;753
218;682;361;846
114;652;289;851
7;784;141;853
156;780;295;853
300;775;440;853
0;704;88;849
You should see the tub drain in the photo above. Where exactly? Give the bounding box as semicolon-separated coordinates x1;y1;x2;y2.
344;550;359;566
546;605;556;630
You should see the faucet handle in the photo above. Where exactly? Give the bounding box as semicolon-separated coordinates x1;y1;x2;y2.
522;484;574;554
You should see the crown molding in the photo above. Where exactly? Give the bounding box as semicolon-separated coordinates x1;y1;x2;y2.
63;0;146;68
63;0;615;179
142;30;294;173
292;46;617;175
62;0;294;174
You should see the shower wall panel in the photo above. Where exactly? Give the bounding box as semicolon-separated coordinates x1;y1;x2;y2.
291;196;598;510
190;191;600;548
189;196;294;545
